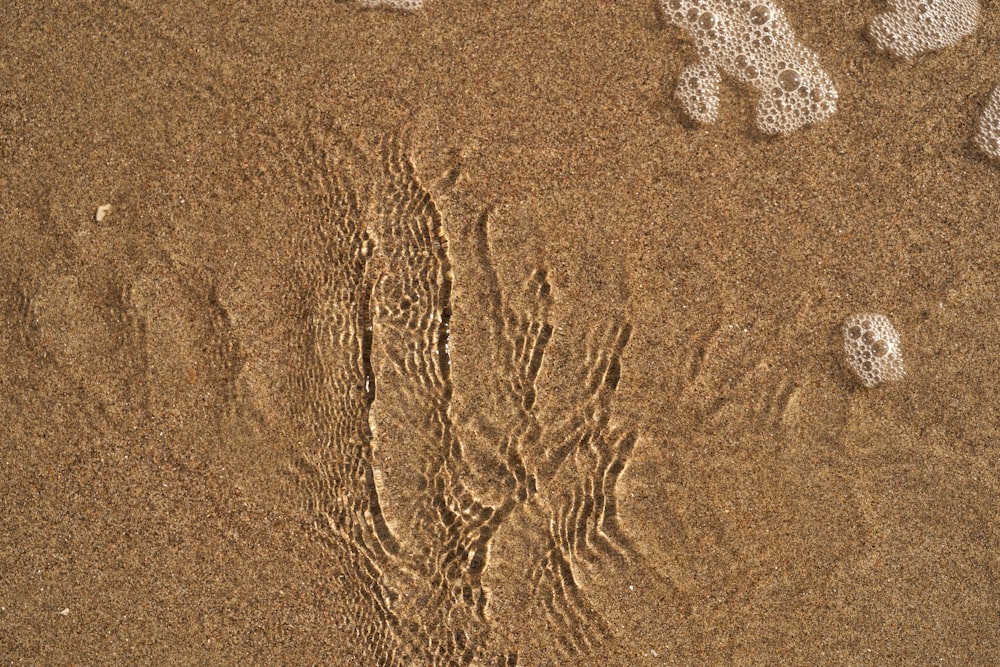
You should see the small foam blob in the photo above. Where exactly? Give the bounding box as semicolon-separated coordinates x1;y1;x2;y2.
675;61;722;124
975;85;1000;160
356;0;424;10
661;0;838;134
843;313;905;388
868;0;979;59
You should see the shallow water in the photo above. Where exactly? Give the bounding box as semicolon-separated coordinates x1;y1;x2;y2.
1;1;998;664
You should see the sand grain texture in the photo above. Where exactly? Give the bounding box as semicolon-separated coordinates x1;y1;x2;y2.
2;0;999;665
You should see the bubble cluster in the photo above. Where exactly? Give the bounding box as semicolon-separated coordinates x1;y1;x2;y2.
975;85;1000;160
868;0;978;59
843;314;905;388
356;0;424;10
661;0;838;135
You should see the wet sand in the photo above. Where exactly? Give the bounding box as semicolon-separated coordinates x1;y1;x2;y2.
1;1;998;664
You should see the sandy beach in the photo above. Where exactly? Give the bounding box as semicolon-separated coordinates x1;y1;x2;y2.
2;0;998;664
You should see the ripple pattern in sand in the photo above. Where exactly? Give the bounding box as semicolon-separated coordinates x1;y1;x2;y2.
264;119;643;664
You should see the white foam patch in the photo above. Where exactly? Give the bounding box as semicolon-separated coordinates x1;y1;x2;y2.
843;314;905;388
868;0;978;59
661;0;837;135
357;0;424;10
975;85;1000;160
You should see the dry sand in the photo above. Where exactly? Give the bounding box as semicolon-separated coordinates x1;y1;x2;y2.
1;0;998;664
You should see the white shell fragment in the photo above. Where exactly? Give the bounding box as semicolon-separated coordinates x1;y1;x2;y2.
95;204;112;223
843;313;905;388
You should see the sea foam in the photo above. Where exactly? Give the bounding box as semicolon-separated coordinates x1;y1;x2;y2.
843;314;905;388
869;0;979;59
975;86;1000;160
357;0;423;10
662;0;837;134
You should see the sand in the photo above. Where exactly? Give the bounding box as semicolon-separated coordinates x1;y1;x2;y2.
1;0;998;664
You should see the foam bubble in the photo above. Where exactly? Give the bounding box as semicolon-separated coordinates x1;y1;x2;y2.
675;61;722;124
975;85;1000;160
868;0;979;59
843;314;905;388
357;0;424;10
662;0;838;134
